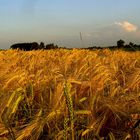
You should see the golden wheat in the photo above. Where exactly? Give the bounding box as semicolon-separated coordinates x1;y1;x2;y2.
0;49;140;139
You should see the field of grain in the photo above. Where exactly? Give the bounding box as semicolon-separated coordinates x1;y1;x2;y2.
0;49;140;140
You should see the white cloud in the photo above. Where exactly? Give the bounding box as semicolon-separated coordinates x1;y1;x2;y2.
115;21;137;32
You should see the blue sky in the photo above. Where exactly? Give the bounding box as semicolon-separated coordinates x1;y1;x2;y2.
0;0;140;48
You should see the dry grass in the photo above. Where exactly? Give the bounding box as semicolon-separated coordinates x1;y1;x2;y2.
0;49;140;139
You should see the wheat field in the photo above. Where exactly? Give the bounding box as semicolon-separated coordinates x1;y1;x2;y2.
0;49;140;140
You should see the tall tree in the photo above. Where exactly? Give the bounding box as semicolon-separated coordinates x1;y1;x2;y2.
117;39;125;48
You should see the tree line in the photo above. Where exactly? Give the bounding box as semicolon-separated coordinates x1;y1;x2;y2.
86;39;140;51
116;39;140;51
10;40;140;51
10;42;59;51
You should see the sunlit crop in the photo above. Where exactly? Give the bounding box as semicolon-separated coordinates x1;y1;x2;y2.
0;49;140;139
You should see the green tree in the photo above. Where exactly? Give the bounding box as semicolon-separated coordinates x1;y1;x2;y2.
129;42;134;47
117;39;125;48
40;42;45;49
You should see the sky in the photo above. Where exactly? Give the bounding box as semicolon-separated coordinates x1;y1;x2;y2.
0;0;140;49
